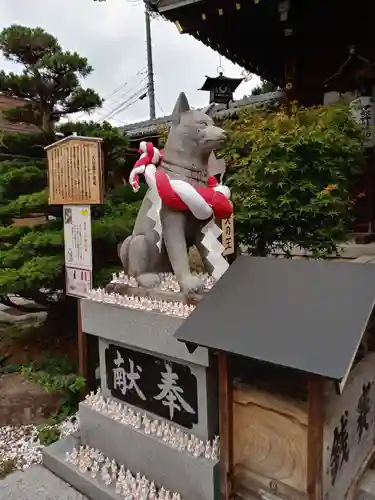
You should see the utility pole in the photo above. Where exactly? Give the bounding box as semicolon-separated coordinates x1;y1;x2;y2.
145;5;156;119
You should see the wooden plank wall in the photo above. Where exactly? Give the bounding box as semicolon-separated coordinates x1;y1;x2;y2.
232;384;308;500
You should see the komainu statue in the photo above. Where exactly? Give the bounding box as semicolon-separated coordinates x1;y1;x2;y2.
119;92;233;295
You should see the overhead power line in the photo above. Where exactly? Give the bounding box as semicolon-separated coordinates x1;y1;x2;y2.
99;85;148;122
155;97;164;114
106;67;147;100
88;111;129;125
73;66;148;122
116;93;147;116
100;89;145;120
109;75;147;104
105;88;148;120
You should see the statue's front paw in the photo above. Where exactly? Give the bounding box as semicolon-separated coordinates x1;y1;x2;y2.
137;273;161;289
180;275;204;295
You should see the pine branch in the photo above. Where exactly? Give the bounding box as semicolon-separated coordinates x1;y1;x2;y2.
2;103;42;127
0;71;39;101
0;188;48;217
0;255;64;296
0;25;61;65
54;88;103;115
0;294;49;313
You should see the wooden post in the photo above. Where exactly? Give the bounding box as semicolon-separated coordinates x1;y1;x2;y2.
307;375;325;500
365;149;375;235
218;351;233;500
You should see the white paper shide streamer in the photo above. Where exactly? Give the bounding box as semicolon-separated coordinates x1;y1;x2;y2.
201;219;229;280
145;165;163;252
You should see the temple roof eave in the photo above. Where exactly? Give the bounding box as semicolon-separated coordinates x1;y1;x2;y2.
121;90;284;139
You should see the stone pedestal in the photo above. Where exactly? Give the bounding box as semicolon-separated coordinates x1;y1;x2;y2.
43;295;220;500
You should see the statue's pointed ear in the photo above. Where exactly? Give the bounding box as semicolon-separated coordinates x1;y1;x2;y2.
171;92;190;125
202;102;216;117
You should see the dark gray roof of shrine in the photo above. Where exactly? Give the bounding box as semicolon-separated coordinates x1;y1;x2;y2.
121;91;284;138
174;256;375;381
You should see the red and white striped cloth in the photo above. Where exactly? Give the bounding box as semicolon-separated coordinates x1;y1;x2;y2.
129;141;233;220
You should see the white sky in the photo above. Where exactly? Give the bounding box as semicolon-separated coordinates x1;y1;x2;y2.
0;0;260;125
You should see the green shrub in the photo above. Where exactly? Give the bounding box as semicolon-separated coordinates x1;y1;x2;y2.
220;103;365;257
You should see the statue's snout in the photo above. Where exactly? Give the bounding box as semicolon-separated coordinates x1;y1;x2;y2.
219;129;228;142
205;127;227;147
213;128;227;145
212;124;226;136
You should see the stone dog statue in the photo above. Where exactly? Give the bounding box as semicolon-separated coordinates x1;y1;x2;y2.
119;93;231;295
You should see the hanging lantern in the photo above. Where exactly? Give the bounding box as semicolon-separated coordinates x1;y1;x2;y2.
199;72;243;106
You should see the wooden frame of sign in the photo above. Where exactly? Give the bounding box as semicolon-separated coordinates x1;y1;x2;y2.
45;135;104;205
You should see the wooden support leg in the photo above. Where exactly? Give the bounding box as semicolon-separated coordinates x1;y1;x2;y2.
219;351;233;500
307;375;325;500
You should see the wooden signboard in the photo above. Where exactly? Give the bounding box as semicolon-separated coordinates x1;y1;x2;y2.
350;96;375;148
63;205;92;271
45;135;104;205
66;267;92;299
63;204;93;298
323;353;375;500
221;214;235;256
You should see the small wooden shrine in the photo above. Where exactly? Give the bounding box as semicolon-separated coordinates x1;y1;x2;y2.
174;256;375;500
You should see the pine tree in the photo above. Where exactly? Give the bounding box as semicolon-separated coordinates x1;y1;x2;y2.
0;125;142;313
0;25;103;132
0;26;141;314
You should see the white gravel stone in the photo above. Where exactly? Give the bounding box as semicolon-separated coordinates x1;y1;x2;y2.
0;416;79;472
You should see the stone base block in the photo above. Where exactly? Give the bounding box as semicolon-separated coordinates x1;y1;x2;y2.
43;434;119;500
80;299;209;367
79;402;219;500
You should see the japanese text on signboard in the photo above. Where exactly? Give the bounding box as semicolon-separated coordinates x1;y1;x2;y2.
323;355;375;500
66;267;92;298
63;205;92;271
221;214;235;256
350;97;375;148
45;136;104;205
105;344;198;428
